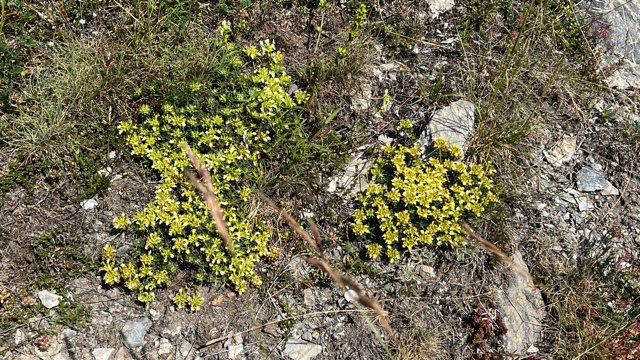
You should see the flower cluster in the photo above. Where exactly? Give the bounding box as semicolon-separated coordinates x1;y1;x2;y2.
101;31;311;307
352;138;497;262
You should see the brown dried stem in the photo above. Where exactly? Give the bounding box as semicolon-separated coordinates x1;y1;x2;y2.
262;195;398;344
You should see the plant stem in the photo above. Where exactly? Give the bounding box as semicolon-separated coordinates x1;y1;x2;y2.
0;0;6;36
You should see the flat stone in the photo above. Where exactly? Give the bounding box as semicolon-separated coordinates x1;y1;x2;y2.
157;339;172;356
543;136;577;167
350;83;371;112
283;339;322;360
179;341;192;358
80;199;99;210
37;290;61;308
113;347;133;360
303;289;316;307
576;166;609;192
601;181;620;196
92;348;116;360
495;251;545;355
427;0;455;18
121;318;152;349
585;0;640;89
419;100;475;158
108;151;118;160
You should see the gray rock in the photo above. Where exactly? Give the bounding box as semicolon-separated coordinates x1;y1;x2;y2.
495;251;545;355
92;348;116;360
283;339;322;360
121;318;152;349
286;84;299;96
576;167;609;192
80;199;99;210
303;289;316;307
419;100;475;158
563;188;594;212
116;245;131;258
427;0;455;18
61;329;77;341
108;151;118;160
585;0;640;89
301;332;314;342
37;290;61;309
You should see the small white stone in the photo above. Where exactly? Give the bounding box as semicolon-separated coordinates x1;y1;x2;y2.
92;348;115;360
80;199;98;210
228;344;243;360
344;290;359;303
180;342;192;357
37;290;61;309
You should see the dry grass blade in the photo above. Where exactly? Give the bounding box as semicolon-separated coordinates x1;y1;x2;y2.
259;195;322;255
461;222;532;281
264;197;398;344
184;146;234;256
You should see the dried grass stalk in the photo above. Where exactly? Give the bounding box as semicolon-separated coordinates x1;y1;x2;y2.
263;195;398;344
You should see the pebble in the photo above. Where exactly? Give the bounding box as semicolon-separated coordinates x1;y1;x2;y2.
37;290;61;309
180;341;192;357
80;199;99;210
344;290;359;303
61;328;77;341
92;348;116;360
283;339;322;360
427;0;454;18
576;166;609;192
303;289;316;307
121;318;152;348
157;338;172;355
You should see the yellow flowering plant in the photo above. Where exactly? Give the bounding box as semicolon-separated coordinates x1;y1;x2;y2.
99;27;333;307
352;138;497;262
